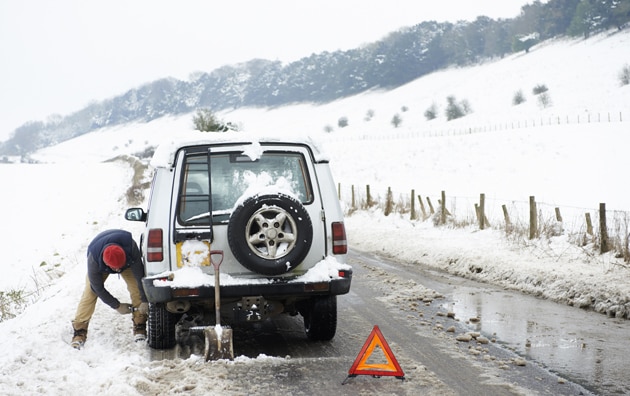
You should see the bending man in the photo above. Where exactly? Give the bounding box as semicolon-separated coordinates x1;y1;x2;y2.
71;229;148;349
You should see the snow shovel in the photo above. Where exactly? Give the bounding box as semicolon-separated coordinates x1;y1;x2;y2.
204;250;234;361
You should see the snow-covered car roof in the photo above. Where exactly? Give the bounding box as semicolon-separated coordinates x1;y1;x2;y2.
150;131;330;168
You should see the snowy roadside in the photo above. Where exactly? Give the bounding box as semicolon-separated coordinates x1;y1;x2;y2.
345;209;630;319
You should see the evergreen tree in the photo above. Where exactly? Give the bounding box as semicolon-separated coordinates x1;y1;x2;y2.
542;0;581;37
609;0;630;29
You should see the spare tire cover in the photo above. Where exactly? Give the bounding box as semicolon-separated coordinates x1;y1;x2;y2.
228;194;313;276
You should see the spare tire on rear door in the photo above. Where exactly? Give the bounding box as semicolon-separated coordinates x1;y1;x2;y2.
228;194;313;276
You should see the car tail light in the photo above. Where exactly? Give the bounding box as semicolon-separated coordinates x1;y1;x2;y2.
147;228;164;262
331;222;347;254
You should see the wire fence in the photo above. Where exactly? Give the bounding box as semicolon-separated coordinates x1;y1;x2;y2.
326;110;626;141
338;183;630;262
328;112;628;259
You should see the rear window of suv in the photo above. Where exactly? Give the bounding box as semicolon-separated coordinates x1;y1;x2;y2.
178;151;313;225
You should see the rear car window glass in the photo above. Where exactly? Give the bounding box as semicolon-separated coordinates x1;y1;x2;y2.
178;151;313;225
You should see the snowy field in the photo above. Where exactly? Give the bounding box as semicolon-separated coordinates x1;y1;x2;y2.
0;29;629;394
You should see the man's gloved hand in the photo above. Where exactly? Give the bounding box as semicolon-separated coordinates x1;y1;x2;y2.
137;302;149;315
116;303;133;314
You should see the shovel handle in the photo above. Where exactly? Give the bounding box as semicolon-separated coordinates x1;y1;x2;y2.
210;250;224;269
211;250;224;326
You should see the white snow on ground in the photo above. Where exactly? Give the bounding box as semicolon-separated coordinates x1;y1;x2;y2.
0;29;629;394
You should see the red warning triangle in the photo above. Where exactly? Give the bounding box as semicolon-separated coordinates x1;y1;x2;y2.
347;325;404;379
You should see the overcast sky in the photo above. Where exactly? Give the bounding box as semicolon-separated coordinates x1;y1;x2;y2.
0;1;533;141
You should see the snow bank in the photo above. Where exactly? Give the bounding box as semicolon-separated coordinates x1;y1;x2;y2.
346;210;630;318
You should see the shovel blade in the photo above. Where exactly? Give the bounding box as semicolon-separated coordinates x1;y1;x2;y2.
204;326;234;361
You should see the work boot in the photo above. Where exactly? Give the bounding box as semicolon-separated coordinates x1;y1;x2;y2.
71;321;89;349
133;322;147;342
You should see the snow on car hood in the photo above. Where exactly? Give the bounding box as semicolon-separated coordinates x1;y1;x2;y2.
150;256;351;288
150;130;330;168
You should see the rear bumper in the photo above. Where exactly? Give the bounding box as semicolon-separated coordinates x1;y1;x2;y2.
142;270;352;303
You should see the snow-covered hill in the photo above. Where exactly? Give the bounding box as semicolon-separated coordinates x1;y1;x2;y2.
0;29;629;394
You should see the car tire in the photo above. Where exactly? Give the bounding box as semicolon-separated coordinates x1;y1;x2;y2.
302;295;337;341
228;194;313;276
148;303;178;349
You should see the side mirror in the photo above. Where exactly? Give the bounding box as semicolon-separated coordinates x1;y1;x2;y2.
125;208;147;222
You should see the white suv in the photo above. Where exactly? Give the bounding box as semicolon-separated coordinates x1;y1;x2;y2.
125;133;352;349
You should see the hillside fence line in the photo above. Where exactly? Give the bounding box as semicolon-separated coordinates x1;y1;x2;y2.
326;111;626;141
338;183;630;263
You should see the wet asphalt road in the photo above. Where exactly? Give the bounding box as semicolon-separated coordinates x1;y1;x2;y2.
153;248;630;395
347;250;630;395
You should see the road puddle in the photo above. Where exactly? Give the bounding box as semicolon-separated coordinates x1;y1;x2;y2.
442;283;630;395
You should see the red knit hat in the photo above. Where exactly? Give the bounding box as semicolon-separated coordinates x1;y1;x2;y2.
103;245;126;269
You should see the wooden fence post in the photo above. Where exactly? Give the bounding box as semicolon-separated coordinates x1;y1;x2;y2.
384;187;393;216
366;185;372;208
529;196;538;239
600;203;609;253
502;204;511;233
418;195;427;220
585;213;593;235
351;185;356;210
475;203;480;224
426;197;435;215
410;189;417;220
440;191;446;225
555;207;563;222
